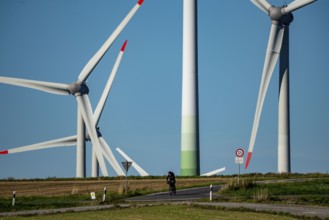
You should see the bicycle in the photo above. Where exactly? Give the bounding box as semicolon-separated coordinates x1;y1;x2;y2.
168;180;176;196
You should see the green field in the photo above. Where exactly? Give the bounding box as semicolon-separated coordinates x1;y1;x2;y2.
1;204;298;220
1;173;328;219
218;177;329;206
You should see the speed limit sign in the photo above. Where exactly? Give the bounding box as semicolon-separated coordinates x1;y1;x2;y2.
235;148;244;157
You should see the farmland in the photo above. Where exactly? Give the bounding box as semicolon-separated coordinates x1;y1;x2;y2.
1;173;328;218
0;176;223;197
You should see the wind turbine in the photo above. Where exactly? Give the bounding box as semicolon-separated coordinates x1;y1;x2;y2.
0;40;129;177
0;0;144;177
245;0;316;172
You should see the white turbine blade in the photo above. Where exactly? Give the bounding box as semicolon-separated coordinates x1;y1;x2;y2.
76;94;108;176
245;23;285;169
251;0;269;14
116;147;149;176
0;77;69;95
201;167;226;177
99;137;125;176
255;0;272;12
282;0;316;14
77;0;144;83
0;135;77;155
93;40;128;124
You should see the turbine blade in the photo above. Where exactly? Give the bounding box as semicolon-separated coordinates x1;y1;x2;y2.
201;167;226;177
0;77;69;95
255;0;272;12
283;0;316;14
99;137;125;176
245;23;285;169
116;147;149;176
93;40;128;124
76;94;109;176
0;135;77;154
251;0;269;14
77;1;144;83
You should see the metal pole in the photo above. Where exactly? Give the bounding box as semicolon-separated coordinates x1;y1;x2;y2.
238;164;240;185
12;191;16;206
103;187;107;202
125;169;128;194
209;185;213;202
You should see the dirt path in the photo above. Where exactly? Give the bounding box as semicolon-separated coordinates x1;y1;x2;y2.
197;202;329;219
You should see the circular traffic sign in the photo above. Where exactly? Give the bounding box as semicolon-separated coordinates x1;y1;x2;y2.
235;148;244;157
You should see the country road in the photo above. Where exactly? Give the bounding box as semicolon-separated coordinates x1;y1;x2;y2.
128;185;329;219
127;185;221;202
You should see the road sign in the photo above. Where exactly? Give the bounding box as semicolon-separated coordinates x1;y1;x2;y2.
90;192;96;200
235;148;244;157
121;161;132;172
235;157;244;164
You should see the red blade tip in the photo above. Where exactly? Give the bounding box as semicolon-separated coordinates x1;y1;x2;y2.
121;40;128;52
245;152;252;169
138;0;144;5
0;150;8;155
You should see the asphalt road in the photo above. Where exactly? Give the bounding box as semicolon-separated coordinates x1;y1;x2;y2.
127;185;221;202
127;185;329;219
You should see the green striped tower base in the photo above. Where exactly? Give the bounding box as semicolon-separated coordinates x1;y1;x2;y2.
180;115;200;176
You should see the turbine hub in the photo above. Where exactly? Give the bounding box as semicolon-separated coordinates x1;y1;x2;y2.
269;6;283;21
269;6;293;26
68;82;89;96
68;82;81;94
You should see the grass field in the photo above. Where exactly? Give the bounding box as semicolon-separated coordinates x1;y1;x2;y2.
0;176;224;212
0;176;224;197
1;204;299;220
218;176;329;206
1;173;328;219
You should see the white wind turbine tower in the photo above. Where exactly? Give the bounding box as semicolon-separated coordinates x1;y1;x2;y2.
245;0;316;173
0;0;144;177
0;41;129;177
181;0;200;176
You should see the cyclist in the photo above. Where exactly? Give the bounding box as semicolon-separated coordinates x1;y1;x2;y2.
166;171;176;195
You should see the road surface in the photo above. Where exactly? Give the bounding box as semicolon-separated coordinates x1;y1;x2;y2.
127;185;221;202
128;186;329;219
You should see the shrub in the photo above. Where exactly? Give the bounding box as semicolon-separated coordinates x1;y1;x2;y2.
226;178;256;191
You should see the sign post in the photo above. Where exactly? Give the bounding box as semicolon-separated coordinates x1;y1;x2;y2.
235;148;244;185
121;161;132;194
12;191;16;206
103;187;107;202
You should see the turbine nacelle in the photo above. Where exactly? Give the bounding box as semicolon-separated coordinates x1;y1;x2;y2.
85;127;102;142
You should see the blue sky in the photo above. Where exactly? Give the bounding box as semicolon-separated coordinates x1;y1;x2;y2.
0;0;328;179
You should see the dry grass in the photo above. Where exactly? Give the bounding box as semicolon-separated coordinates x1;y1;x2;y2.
0;177;223;197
